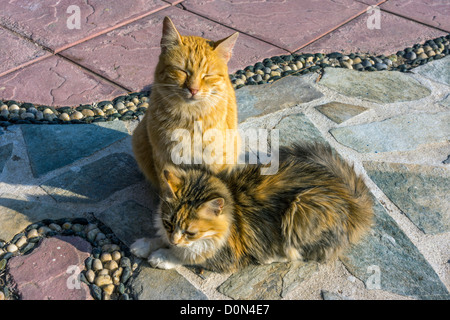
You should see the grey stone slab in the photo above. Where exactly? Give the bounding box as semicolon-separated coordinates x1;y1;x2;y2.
330;112;450;153
217;261;318;300
0;143;13;173
95;200;158;247
274;113;328;147
321;290;353;300
315;102;367;124
41;153;143;203
341;199;450;300
0;194;79;242
129;266;207;300
319;68;431;103
413;56;450;86
439;94;450;108
364;162;449;234
237;76;323;123
21;122;129;177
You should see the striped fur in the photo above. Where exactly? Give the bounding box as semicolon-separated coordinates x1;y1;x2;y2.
141;143;374;273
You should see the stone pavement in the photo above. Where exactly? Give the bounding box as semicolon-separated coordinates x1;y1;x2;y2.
1;0;449;105
0;0;449;300
1;56;449;300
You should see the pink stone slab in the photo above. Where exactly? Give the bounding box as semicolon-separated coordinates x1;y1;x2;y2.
0;55;127;107
355;0;388;5
382;0;450;32
0;27;51;77
162;0;184;4
0;0;169;52
8;236;93;300
60;6;289;92
182;0;369;52
299;10;447;56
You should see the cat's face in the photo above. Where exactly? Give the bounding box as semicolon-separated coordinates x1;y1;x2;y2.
157;168;232;250
153;17;238;105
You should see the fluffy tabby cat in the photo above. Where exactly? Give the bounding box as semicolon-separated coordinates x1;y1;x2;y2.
132;17;240;190
131;143;374;273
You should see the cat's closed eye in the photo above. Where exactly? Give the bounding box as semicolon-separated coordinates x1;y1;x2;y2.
162;219;174;232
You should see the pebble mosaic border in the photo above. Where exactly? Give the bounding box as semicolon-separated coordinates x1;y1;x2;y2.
0;217;138;300
0;35;448;127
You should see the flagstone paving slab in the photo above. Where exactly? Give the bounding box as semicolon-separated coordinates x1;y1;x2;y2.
22;122;129;178
0;0;169;52
329;112;450;153
60;6;289;91
381;0;450;32
341;199;450;300
315;102;368;124
300;10;447;55
41;153;143;203
0;27;50;77
0;143;13;174
274;113;328;147
236;76;324;123
319;68;431;103
363;162;450;235
95;200;157;247
183;0;368;53
0;195;79;242
0;55;126;107
129;265;207;300
218;261;318;300
7;235;92;300
412;56;450;86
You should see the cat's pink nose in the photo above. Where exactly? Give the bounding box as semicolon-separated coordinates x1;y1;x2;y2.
188;88;199;96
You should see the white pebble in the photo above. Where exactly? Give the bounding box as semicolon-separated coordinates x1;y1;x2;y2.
59;113;70;121
6;244;18;253
38;226;52;235
27;229;39;239
85;269;95;283
8;104;19;112
102;284;115;296
49;223;62;232
70;111;83;120
95;274;112;286
114;102;125;110
100;252;112;263
111;251;121;261
81;109;95;117
104;260;118;271
92;258;103;271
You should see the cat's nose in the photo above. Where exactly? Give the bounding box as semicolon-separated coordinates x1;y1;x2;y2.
188;88;199;96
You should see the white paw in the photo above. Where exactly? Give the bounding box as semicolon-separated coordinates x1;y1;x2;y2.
130;238;153;258
148;248;178;269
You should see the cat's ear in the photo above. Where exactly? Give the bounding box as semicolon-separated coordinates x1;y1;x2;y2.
162;169;182;198
214;32;239;63
202;198;225;216
161;16;182;52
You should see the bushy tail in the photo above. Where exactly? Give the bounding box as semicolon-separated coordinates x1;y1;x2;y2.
283;142;374;244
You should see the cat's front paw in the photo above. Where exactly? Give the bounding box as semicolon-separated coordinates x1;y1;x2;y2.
148;248;179;269
130;237;167;258
130;238;153;258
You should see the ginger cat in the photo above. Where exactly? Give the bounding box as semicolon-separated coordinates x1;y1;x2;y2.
132;17;240;190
